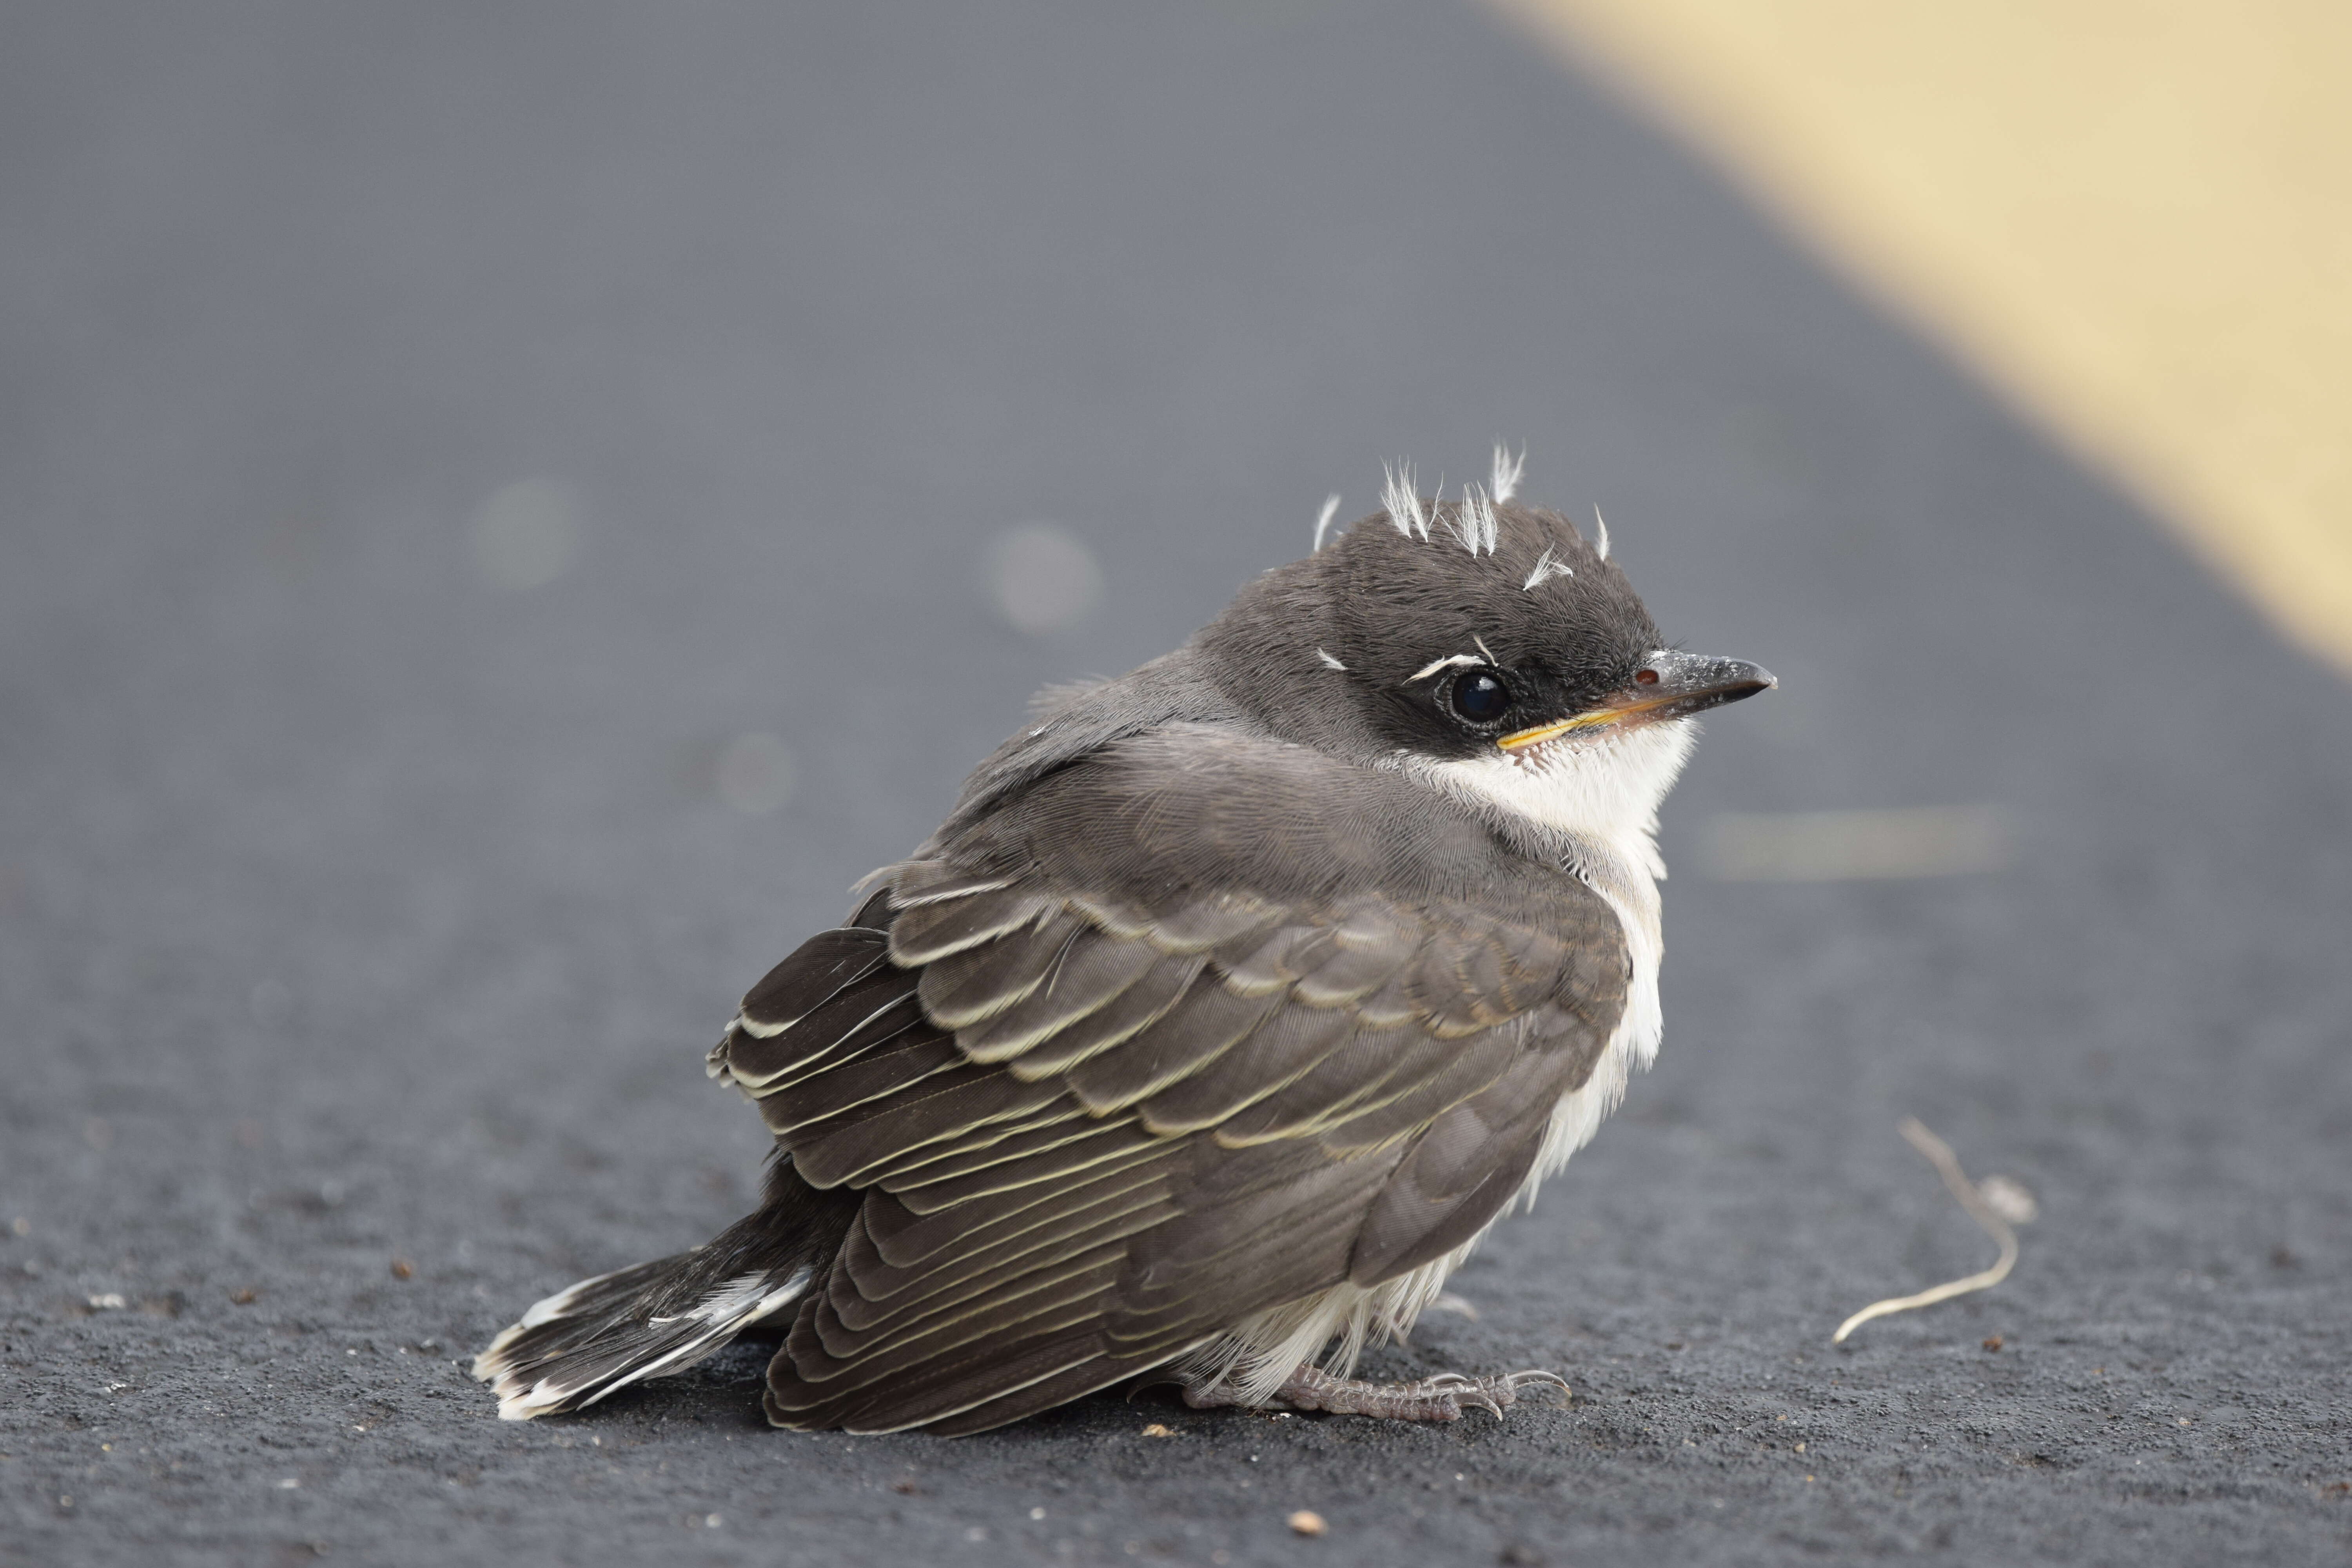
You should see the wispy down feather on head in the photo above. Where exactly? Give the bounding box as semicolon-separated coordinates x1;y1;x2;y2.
1340;452;1622;607
1312;494;1343;553
1522;546;1575;591
1445;483;1500;556
1384;462;1504;558
1380;462;1429;542
1490;444;1524;505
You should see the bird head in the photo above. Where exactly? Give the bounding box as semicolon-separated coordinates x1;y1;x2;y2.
1195;462;1773;848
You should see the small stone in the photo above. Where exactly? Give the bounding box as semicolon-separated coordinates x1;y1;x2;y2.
389;1258;415;1280
1140;1423;1175;1437
1982;1335;2004;1352
1287;1510;1327;1537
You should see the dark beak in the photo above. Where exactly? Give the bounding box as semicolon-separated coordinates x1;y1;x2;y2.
1498;650;1775;751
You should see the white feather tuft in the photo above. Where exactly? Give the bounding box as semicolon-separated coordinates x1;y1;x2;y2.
1380;463;1428;541
1592;506;1611;561
1490;444;1525;505
1449;484;1500;555
1316;648;1347;671
1404;652;1487;683
1522;546;1574;591
1312;494;1342;553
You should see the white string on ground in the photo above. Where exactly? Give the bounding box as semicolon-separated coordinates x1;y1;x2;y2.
1833;1116;2026;1345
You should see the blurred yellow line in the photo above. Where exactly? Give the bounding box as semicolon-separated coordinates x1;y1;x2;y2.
1490;0;2352;676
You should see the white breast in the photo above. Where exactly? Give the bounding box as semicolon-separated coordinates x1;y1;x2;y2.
1411;719;1697;1196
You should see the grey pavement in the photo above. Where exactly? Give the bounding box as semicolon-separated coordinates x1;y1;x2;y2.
3;3;2348;1564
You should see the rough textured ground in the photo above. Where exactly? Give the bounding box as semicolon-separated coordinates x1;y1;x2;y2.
2;4;2348;1565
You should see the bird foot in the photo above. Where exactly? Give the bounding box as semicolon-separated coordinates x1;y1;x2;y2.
1181;1363;1568;1423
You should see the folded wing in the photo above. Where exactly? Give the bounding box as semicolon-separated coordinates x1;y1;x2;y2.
706;740;1629;1434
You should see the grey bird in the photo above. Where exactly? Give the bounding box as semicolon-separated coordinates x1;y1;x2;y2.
474;454;1772;1433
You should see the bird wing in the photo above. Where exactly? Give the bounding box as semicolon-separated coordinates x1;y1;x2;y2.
706;736;1629;1434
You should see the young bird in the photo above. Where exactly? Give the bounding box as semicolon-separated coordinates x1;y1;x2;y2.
475;456;1771;1434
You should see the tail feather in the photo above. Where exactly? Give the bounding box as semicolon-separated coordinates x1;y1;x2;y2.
474;1165;856;1420
471;1255;811;1421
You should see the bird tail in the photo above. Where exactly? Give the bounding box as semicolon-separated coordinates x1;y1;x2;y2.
473;1165;855;1421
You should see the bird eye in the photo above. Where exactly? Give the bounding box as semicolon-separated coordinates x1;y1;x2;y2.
1447;668;1513;724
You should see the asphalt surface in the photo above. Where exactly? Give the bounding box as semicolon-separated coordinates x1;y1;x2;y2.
4;4;2349;1565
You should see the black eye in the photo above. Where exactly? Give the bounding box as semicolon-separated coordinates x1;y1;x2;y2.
1448;668;1513;724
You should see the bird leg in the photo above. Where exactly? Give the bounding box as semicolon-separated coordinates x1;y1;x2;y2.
1180;1364;1568;1422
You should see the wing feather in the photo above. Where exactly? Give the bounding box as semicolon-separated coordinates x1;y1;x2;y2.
862;1110;1137;1199
1287;901;1426;1007
718;982;926;1093
885;1118;1175;1214
795;1243;1124;1385
735;927;891;1034
889;887;1056;967
996;953;1205;1078
955;929;1162;1062
862;1132;1171;1266
747;1028;967;1132
828;1177;1180;1334
1204;1021;1448;1146
1310;1026;1529;1155
784;1064;1069;1187
1062;981;1285;1114
916;910;1086;1028
1137;893;1283;953
1132;1007;1356;1135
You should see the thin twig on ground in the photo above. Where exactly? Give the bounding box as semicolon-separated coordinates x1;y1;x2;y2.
1833;1116;2022;1345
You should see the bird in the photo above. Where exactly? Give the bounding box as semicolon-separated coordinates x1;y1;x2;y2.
473;450;1772;1434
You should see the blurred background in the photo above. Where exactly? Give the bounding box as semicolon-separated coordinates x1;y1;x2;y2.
2;3;2347;1564
1514;0;2352;676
